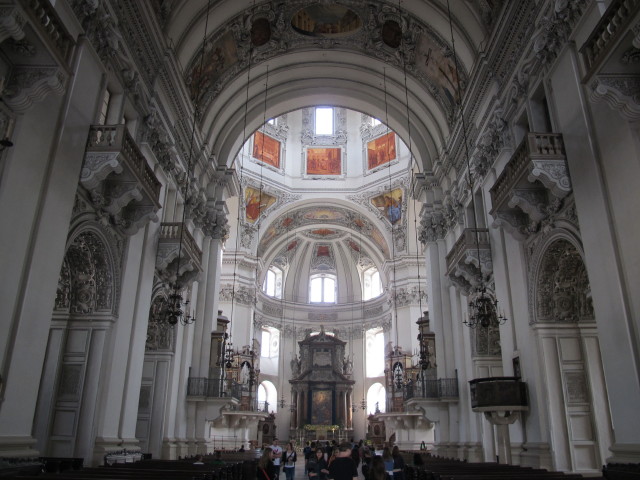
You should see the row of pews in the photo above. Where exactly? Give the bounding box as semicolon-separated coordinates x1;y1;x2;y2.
402;452;605;480
0;453;259;480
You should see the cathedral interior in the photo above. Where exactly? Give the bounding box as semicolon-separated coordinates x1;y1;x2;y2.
1;0;640;476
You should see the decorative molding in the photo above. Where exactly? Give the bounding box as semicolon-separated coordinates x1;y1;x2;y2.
589;74;640;122
2;65;66;113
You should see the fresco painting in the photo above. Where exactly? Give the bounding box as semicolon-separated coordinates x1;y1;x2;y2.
312;229;336;237
372;188;403;225
252;131;281;168
307;148;342;175
244;187;276;223
367;132;397;170
415;33;463;109
188;31;238;104
302;208;346;222
292;5;361;37
317;245;331;257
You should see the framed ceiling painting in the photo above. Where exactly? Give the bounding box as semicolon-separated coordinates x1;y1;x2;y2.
304;146;345;178
252;131;281;169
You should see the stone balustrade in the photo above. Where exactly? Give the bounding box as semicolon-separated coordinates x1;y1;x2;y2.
580;0;640;82
489;132;571;240
445;228;492;293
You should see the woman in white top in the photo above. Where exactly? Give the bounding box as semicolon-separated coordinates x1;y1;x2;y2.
283;442;297;480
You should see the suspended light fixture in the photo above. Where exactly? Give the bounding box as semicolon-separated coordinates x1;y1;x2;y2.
163;0;213;326
445;0;508;330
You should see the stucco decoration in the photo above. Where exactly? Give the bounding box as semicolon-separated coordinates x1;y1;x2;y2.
531;238;594;324
183;1;467;125
55;227;120;316
145;291;175;351
258;205;389;257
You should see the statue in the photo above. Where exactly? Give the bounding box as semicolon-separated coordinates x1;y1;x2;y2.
290;354;301;375
343;356;353;375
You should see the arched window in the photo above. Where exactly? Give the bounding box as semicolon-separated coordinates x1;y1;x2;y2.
258;380;278;412
366;328;385;377
263;266;283;299
260;326;280;358
367;382;386;414
309;274;336;303
363;267;382;300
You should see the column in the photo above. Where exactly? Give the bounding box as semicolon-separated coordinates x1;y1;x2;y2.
0;39;104;457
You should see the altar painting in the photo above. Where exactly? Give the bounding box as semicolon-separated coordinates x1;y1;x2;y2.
244;187;276;223
253;131;281;168
371;188;403;225
367;132;396;170
306;148;341;175
311;390;333;425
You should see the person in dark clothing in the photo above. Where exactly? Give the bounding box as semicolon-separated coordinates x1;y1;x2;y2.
328;442;358;480
257;447;276;480
303;442;313;474
308;448;329;480
367;456;387;480
350;444;360;467
391;446;405;480
412;453;424;467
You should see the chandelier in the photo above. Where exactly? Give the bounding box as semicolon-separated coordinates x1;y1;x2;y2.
443;0;509;330
464;284;507;329
165;287;195;326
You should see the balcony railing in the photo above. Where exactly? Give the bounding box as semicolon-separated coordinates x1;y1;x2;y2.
490;132;565;211
469;377;528;411
445;228;491;275
25;0;74;65
404;378;459;401
86;124;161;207
158;223;203;272
580;0;640;81
186;377;241;400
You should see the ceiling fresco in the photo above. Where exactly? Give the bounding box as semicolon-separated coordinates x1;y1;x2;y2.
184;0;468;124
257;205;389;257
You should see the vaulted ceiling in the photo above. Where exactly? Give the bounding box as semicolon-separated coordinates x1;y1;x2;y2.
157;0;498;173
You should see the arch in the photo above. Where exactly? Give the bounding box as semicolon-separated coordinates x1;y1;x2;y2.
258;380;278;412
367;382;386;414
164;1;487;176
54;225;121;316
531;235;595;324
145;286;175;351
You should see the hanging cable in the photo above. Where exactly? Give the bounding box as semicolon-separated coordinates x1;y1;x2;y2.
165;0;212;326
445;0;507;329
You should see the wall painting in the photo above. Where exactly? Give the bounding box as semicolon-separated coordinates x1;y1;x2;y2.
244;187;276;224
311;390;333;425
415;33;463;110
291;5;361;38
367;132;396;170
188;31;238;105
371;188;403;225
306;148;342;175
253;131;281;168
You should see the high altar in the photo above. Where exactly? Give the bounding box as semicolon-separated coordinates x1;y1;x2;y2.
289;328;355;440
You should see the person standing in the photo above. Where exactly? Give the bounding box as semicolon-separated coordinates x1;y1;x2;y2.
382;447;394;479
271;438;283;480
391;446;405;480
308;448;329;480
328;442;358;480
283;442;297;480
257;448;276;480
303;441;313;475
